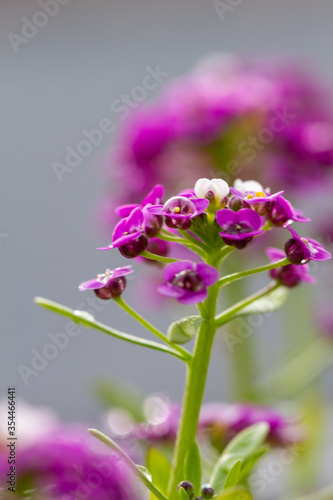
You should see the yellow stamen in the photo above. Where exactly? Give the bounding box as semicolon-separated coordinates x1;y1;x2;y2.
247;194;253;199
173;207;181;213
255;191;266;198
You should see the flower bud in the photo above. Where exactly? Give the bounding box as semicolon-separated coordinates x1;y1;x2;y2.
94;277;127;300
201;485;214;499
284;238;309;265
119;234;149;258
178;481;194;498
194;178;229;205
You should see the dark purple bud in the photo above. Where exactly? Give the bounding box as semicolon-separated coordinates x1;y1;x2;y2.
201;486;214;499
171;270;204;292
165;217;192;230
252;200;273;216
94;277;127;300
119;234;149;258
274;265;301;288
228;196;249;212
222;235;253;249
194;497;203;500
284;238;309;265
178;481;194;497
144;214;163;238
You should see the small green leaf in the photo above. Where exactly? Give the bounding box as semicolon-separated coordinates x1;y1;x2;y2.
217;486;252;500
167;316;203;344
210;423;269;494
223;459;242;490
235;287;288;317
178;487;190;500
137;465;152;482
147;448;171;495
239;446;268;481
185;441;202;495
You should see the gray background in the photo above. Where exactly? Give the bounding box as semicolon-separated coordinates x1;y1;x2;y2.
1;0;333;429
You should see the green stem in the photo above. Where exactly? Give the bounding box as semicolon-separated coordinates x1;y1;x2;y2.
215;282;280;328
217;258;289;288
114;296;191;362
141;250;179;263
34;297;186;361
260;338;333;399
88;429;167;500
167;285;218;500
178;229;208;251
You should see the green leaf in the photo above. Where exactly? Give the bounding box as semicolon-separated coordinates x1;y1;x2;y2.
178;487;190;500
87;429;167;500
34;297;186;361
210;423;269;494
238;447;268;481
147;448;171;495
223;459;242;490
235;287;288;317
216;486;252;500
167;316;203;344
184;441;202;496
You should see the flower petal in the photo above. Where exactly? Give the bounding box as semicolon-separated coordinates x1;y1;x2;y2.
162;260;194;282
177;289;208;305
196;263;219;286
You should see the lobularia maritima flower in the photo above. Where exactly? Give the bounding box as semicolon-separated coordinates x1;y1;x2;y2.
284;226;332;264
216;208;265;249
147;195;209;230
92;177;331;299
79;266;133;299
267;247;315;288
158;261;219;304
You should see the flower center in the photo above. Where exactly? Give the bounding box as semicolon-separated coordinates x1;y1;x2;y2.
171;270;203;292
247;191;266;200
164;196;196;216
225;222;253;235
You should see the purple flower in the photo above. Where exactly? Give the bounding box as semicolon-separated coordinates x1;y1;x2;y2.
0;426;141;500
130;398;303;447
284;227;332;264
79;266;133;300
230;179;283;216
216;208;265;249
98;207;149;258
267;247;315;287
199;402;304;446
148;195;209;230
158;260;219;304
116;184;164;238
268;195;310;227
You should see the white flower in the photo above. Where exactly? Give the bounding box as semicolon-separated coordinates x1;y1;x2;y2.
234;178;266;194
194;178;229;204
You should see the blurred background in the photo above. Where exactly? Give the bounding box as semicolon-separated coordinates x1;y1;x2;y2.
1;0;333;431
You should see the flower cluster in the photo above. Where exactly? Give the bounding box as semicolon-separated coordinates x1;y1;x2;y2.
80;177;331;303
101;55;333;219
128;397;303;448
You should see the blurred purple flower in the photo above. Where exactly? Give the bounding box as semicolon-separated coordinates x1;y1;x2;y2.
131;398;303;447
158;260;219;304
0;426;141;500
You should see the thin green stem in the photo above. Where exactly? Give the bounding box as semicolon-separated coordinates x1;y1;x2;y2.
260;338;333;398
167;284;219;500
88;429;167;500
141;250;179;263
114;296;192;362
34;297;186;361
217;258;289;288
178;229;208;251
215;281;280;328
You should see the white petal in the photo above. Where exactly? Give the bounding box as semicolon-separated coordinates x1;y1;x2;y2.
234;178;264;193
